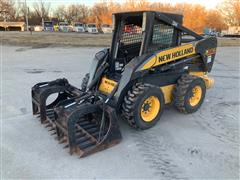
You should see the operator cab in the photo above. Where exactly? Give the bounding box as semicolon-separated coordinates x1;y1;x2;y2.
96;11;204;95
110;11;184;73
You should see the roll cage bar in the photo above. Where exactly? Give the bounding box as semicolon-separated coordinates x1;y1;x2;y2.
109;11;204;72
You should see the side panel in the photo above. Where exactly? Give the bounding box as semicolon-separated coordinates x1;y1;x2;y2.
140;43;195;70
141;71;183;86
138;37;217;72
195;37;217;72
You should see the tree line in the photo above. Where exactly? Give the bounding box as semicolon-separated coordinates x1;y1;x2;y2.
0;0;239;33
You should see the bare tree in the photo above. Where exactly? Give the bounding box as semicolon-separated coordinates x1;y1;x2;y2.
54;4;89;23
91;1;120;26
218;0;240;26
33;0;51;21
14;1;30;22
0;0;16;21
77;4;89;23
205;10;227;31
91;2;108;25
54;0;237;32
54;5;67;22
66;4;89;22
64;4;77;22
137;0;150;10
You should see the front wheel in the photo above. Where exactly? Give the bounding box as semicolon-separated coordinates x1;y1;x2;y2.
122;83;165;130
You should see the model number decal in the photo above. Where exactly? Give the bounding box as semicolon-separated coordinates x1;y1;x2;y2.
98;77;117;94
104;80;116;87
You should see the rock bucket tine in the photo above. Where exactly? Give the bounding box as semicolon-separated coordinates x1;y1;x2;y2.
59;138;67;144
42;120;49;124
63;144;69;149
48;127;55;132
51;132;57;136
45;124;52;128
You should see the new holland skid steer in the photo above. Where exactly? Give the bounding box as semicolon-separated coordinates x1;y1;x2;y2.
31;11;217;157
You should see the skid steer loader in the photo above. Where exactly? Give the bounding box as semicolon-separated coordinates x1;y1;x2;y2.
32;11;217;157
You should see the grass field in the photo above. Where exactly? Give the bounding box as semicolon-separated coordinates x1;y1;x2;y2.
1;31;240;47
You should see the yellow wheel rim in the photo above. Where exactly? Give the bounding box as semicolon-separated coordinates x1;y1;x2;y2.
189;85;202;106
141;96;160;122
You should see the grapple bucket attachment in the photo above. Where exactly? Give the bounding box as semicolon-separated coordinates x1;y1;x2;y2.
31;79;122;157
31;78;82;123
54;102;122;157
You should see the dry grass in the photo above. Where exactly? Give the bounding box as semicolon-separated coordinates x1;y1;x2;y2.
1;31;239;48
217;38;240;47
1;31;112;48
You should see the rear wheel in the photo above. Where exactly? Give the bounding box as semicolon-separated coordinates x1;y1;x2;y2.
173;74;206;113
122;83;164;130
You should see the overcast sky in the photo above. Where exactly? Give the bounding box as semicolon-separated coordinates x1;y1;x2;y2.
19;0;224;9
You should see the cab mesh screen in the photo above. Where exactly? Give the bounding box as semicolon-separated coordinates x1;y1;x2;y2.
148;23;174;53
120;24;142;45
117;24;143;58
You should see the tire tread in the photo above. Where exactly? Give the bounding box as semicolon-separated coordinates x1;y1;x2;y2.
122;83;154;129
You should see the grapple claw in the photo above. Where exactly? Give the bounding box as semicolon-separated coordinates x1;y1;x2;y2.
63;144;69;149
59;139;66;144
32;78;122;157
42;120;49;124
45;124;52;128
31;78;82;123
53;103;122;157
48;128;55;131
51;132;57;136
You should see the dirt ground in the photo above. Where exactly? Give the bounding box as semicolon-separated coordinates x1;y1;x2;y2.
1;31;240;47
1;44;239;179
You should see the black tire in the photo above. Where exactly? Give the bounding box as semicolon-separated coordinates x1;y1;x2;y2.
122;83;165;130
173;74;206;114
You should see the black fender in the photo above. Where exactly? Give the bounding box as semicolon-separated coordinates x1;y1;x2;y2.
113;54;152;111
195;36;217;72
88;48;109;83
